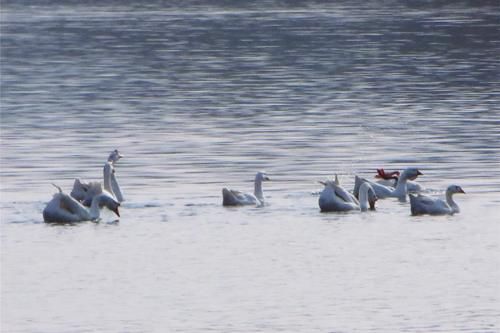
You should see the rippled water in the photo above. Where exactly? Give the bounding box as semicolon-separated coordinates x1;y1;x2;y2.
1;2;500;332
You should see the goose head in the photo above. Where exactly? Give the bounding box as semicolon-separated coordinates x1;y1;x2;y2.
107;149;123;163
96;193;121;217
447;185;465;195
255;171;270;182
359;182;378;210
402;168;423;181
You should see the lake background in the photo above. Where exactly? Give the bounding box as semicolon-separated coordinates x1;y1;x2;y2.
1;1;499;332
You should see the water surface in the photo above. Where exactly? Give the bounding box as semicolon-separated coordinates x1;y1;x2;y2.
1;2;499;332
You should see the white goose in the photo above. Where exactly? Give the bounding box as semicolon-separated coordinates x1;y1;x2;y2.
319;177;377;212
354;167;423;201
375;168;424;193
222;171;270;206
71;149;124;205
103;149;124;202
43;184;120;223
410;185;465;215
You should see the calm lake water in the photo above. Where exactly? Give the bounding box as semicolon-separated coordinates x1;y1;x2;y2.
1;1;499;332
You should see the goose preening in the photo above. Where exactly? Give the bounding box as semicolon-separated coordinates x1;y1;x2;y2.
410;185;465;216
71;149;124;205
43;184;120;223
222;171;270;206
375;168;424;193
319;176;377;212
354;167;423;201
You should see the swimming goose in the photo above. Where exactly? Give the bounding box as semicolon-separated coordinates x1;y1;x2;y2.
410;185;465;215
43;184;120;223
103;149;124;202
319;178;377;212
222;171;270;206
375;168;424;193
354;167;423;201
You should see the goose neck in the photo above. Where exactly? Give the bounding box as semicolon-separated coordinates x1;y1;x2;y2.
358;183;371;211
254;178;264;201
393;172;410;198
446;191;460;213
103;163;114;194
89;196;101;220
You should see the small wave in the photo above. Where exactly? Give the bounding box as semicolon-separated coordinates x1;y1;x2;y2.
123;202;167;209
184;203;220;208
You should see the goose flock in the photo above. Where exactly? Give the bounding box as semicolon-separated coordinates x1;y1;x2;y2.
43;150;124;223
318;168;464;215
43;150;465;223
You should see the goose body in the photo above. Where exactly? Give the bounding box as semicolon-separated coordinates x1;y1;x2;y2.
354;168;423;201
43;184;120;223
410;185;465;215
319;178;377;212
222;172;270;206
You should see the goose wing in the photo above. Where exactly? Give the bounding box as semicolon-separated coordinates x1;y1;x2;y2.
222;188;259;206
333;184;359;205
43;194;87;223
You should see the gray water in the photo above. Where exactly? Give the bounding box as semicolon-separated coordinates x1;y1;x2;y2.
1;2;500;332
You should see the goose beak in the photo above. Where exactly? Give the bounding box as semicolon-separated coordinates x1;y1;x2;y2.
459;187;465;194
264;176;270;181
409;170;423;181
113;207;120;217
